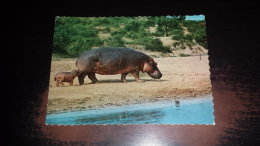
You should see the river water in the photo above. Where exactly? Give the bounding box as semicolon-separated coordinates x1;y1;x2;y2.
46;95;214;125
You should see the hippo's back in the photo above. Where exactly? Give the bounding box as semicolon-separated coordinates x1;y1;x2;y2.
77;47;149;65
79;47;145;59
76;47;150;74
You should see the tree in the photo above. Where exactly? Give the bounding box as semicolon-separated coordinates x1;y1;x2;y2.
182;20;207;49
156;17;180;37
177;16;186;21
53;22;73;53
53;17;103;56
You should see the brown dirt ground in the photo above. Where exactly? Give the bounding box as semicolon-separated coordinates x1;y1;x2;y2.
47;56;212;114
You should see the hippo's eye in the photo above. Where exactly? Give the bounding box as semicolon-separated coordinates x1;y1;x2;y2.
149;63;157;70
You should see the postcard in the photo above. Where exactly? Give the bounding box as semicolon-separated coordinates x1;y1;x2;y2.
46;15;214;125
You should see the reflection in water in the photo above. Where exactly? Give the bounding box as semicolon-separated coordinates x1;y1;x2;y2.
46;96;214;125
75;110;164;124
175;100;180;110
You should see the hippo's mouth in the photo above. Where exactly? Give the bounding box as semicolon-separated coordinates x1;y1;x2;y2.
148;70;162;79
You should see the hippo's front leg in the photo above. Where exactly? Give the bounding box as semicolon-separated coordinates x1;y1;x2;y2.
131;69;144;83
121;73;128;83
78;73;87;85
56;81;60;87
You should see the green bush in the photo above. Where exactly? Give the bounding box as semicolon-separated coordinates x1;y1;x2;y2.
145;20;156;27
137;38;171;53
53;17;103;56
103;27;111;33
179;53;190;57
149;55;159;58
193;29;207;49
182;20;207;49
185;34;193;42
172;34;185;40
143;38;163;51
111;30;127;37
124;21;141;32
104;35;125;47
53;16;207;59
125;31;139;39
180;46;186;49
125;29;150;39
151;31;164;37
69;37;103;56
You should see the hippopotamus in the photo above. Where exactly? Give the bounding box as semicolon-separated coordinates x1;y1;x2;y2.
54;69;79;86
76;47;162;85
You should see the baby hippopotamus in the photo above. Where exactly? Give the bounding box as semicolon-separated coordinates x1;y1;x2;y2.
54;69;79;86
76;47;162;85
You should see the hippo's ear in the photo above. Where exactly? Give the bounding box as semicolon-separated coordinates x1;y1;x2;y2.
149;58;158;65
149;58;154;63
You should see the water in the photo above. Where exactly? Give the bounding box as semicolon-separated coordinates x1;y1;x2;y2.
46;96;214;125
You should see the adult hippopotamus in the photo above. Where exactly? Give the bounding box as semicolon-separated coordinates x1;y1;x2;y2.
76;47;162;85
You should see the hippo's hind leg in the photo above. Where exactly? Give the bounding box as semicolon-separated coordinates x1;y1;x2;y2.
121;73;128;83
131;69;144;83
56;81;64;87
70;80;74;86
78;73;87;85
88;73;99;83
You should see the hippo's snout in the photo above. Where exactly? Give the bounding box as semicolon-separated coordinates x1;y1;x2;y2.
148;70;162;79
157;72;162;79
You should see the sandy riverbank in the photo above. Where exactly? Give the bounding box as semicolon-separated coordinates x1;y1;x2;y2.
47;56;212;114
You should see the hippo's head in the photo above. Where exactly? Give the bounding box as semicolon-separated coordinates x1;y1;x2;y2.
142;58;162;79
71;69;80;76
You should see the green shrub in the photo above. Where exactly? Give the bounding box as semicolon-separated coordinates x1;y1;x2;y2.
193;29;207;49
136;38;171;53
151;31;164;37
173;42;180;47
182;20;207;49
53;16;207;59
104;35;125;47
51;52;75;61
111;30;127;37
125;29;150;39
142;38;164;51
103;27;111;33
180;46;186;49
124;21;142;32
160;53;167;58
185;34;193;42
170;29;183;36
179;53;190;57
149;55;159;58
125;31;139;39
145;20;156;27
53;17;103;56
172;34;185;40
